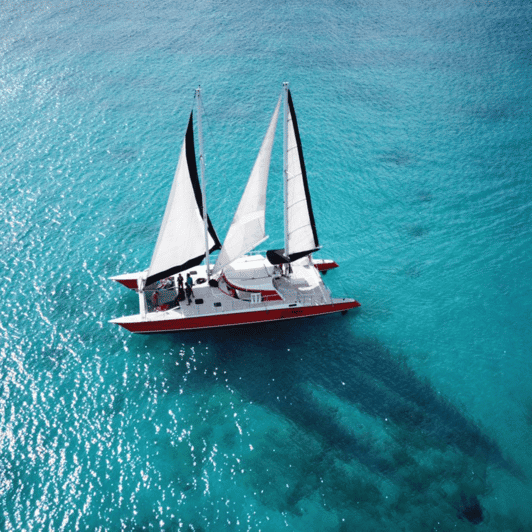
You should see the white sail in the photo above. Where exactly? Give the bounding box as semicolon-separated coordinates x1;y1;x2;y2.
284;88;319;260
146;113;220;286
214;96;281;274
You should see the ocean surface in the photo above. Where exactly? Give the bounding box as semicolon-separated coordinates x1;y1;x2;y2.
1;0;531;530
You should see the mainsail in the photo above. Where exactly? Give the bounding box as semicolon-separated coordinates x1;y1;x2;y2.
145;113;220;287
214;96;281;274
284;87;319;261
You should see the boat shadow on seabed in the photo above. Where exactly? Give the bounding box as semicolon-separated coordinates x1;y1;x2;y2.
165;317;525;524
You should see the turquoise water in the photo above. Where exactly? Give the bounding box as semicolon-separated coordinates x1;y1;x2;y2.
1;0;531;529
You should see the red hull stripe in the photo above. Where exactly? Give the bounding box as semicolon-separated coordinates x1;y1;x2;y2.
119;300;360;334
115;278;138;290
315;261;339;272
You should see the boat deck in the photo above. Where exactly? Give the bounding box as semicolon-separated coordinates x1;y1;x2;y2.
143;277;329;319
139;255;332;318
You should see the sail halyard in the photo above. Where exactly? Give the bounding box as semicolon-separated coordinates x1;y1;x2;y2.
213;96;282;275
145;110;220;288
283;85;320;261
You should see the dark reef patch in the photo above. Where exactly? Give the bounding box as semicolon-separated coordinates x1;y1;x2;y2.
458;493;484;525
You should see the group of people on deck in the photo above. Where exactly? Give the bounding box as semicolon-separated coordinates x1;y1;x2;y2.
152;272;195;310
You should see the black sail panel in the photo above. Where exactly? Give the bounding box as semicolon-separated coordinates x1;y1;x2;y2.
185;113;222;252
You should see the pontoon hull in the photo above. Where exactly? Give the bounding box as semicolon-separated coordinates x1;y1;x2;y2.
112;298;360;334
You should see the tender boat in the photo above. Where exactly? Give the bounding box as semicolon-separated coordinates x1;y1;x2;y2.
110;84;360;334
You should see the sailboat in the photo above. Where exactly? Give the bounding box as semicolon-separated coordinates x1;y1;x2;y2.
110;84;360;334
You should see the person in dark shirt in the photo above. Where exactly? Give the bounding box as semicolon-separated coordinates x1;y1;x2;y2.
185;273;194;304
185;283;193;305
185;273;194;305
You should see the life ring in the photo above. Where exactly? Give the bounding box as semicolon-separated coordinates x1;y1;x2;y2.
196;277;206;285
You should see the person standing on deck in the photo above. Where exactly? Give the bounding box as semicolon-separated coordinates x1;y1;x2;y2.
185;273;194;305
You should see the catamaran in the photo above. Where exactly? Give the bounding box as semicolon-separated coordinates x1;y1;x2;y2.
110;84;360;334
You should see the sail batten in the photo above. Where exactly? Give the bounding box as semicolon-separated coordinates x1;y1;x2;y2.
214;96;281;274
145;112;220;287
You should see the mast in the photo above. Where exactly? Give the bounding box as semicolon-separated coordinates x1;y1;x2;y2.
283;82;289;257
195;87;210;281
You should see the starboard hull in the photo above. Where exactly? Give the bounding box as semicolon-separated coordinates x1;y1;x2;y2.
112;298;360;334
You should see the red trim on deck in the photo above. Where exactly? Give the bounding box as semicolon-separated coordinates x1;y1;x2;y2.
116;300;361;334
